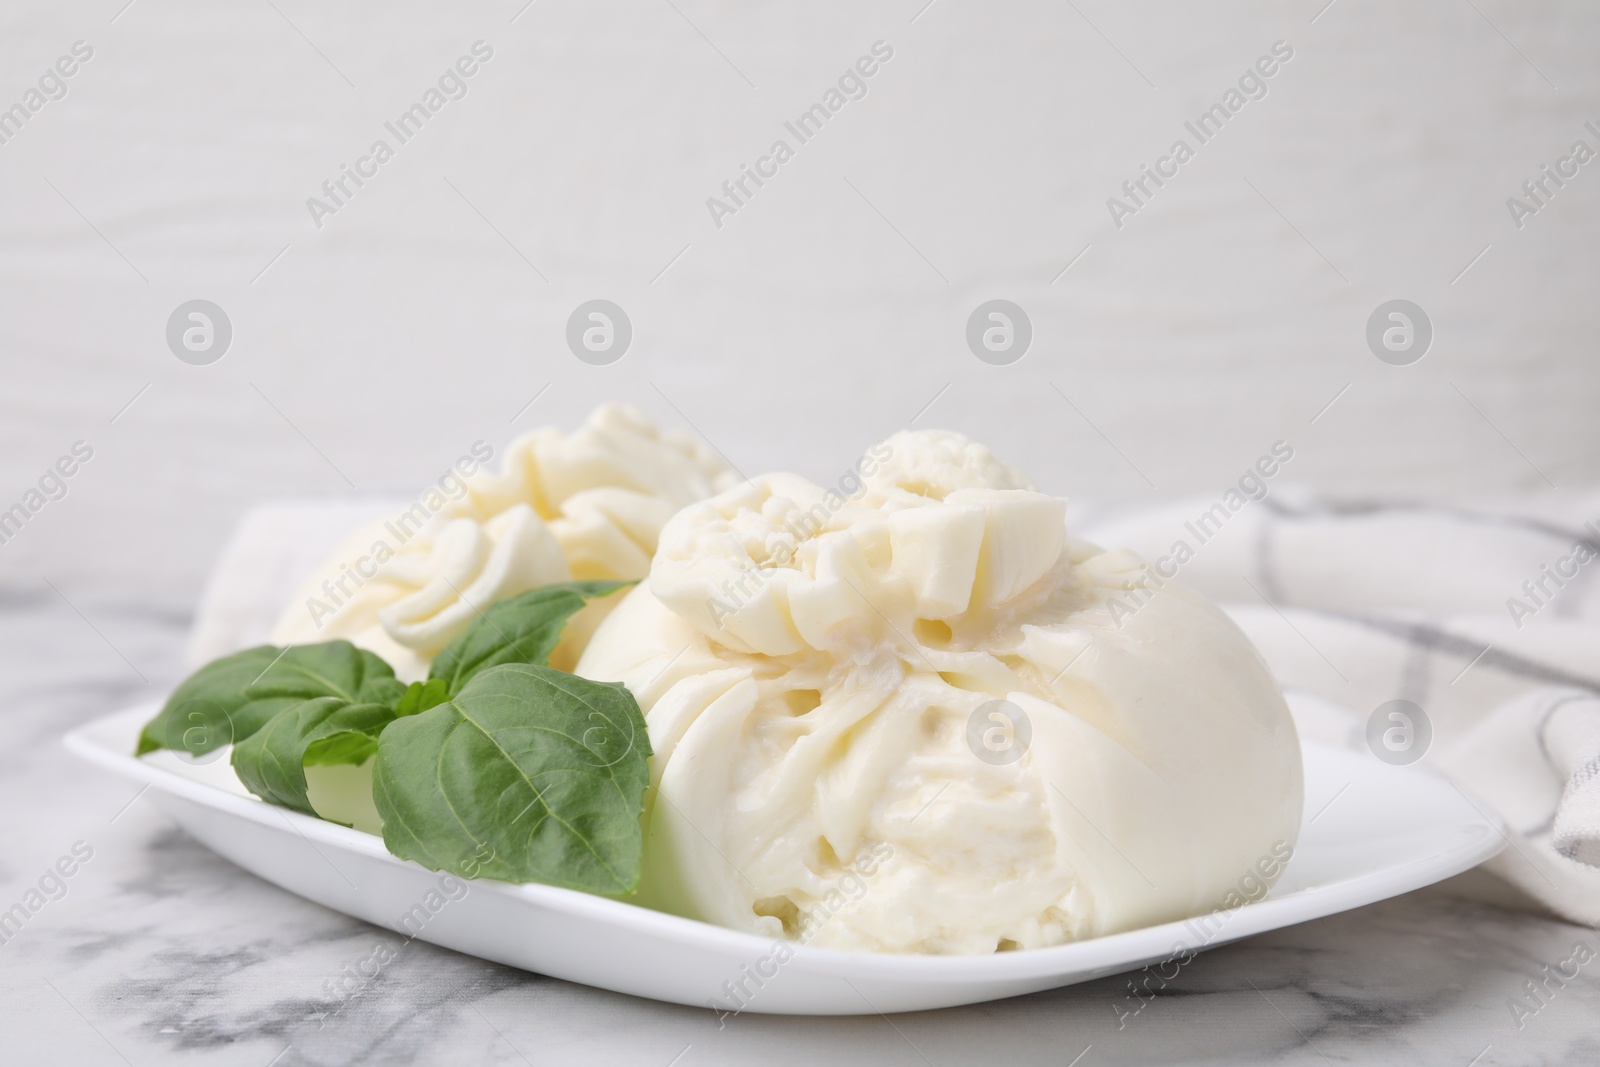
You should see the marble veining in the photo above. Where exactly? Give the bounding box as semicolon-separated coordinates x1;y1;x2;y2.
2;598;1598;1066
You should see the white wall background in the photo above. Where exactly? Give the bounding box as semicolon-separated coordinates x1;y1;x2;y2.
2;0;1597;613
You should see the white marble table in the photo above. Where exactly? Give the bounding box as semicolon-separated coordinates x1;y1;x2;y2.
3;596;1596;1067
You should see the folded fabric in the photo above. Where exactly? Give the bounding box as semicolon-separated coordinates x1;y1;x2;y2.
189;487;1600;925
186;499;404;669
1545;694;1600;869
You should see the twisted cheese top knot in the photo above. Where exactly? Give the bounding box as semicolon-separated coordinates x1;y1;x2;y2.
271;404;738;679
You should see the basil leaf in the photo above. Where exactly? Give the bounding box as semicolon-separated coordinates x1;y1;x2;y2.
371;663;652;895
394;678;451;718
357;675;409;708
245;641;398;704
231;697;398;815
137;642;397;758
428;581;632;696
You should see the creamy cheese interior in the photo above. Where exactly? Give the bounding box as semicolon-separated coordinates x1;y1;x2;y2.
576;430;1303;954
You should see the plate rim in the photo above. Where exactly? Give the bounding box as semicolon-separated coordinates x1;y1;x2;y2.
64;700;1507;985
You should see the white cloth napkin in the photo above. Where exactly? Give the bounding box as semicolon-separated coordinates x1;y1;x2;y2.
190;490;1600;925
186;499;403;669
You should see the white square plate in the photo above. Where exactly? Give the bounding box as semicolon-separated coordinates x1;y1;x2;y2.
65;699;1504;1016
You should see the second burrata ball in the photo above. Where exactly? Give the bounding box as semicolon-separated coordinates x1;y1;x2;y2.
576;430;1302;954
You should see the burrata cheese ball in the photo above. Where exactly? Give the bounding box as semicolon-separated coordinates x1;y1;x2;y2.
576;429;1302;954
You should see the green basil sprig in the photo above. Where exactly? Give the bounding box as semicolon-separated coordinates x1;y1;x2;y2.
137;581;648;894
